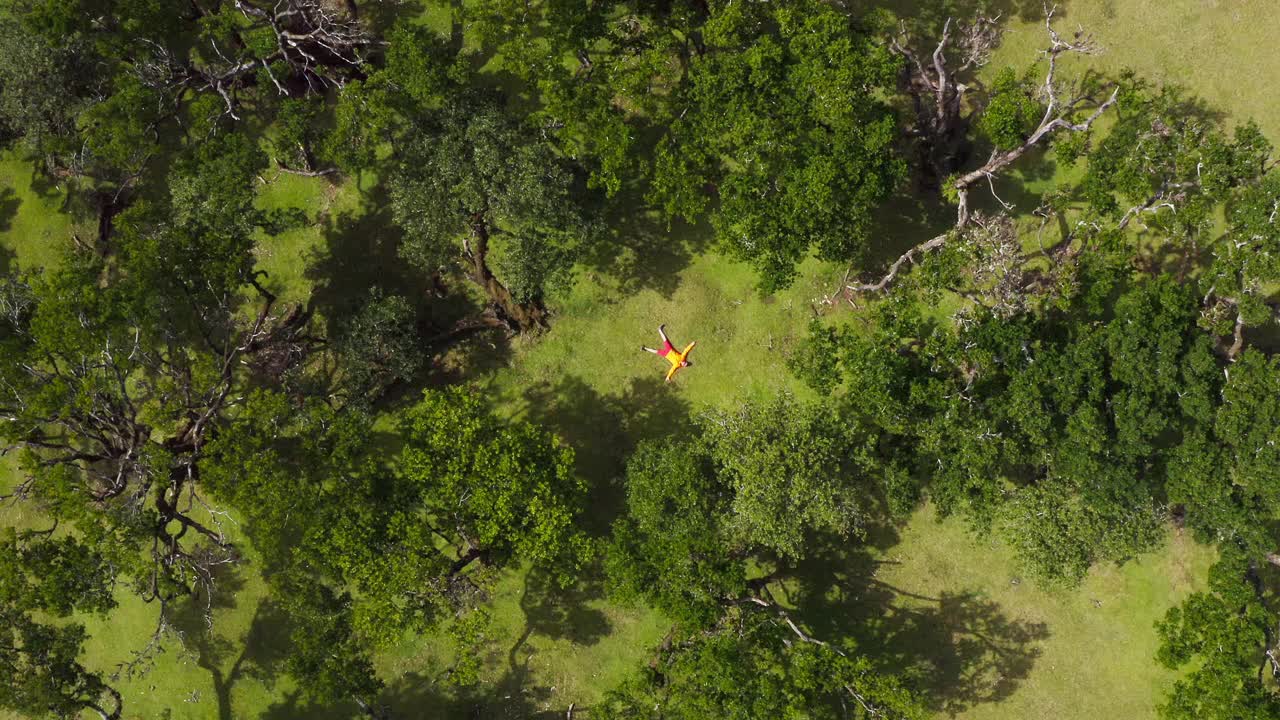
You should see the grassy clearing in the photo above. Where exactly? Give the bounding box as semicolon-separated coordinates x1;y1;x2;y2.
779;505;1215;720
0;150;81;271
991;0;1280;141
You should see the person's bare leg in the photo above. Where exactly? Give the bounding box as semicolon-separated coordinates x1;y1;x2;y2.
641;346;659;354
657;324;671;345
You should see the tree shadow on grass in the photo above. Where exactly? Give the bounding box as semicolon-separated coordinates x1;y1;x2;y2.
577;181;715;297
361;0;426;34
854;188;956;280
0;186;19;235
512;565;611;650
781;533;1050;717
516;374;695;537
375;669;571;720
497;564;612;705
0;232;15;276
304;192;514;394
165;567;293;720
305;195;439;333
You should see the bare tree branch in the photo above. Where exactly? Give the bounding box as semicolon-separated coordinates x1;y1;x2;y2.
849;233;950;294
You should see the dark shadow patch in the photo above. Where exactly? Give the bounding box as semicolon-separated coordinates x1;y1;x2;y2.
513;564;611;649
260;690;366;720
783;533;1050;716
377;669;571;720
576;181;716;297
0;186;19;235
854;188;956;281
516;374;695;537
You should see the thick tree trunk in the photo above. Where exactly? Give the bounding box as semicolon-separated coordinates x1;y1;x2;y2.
448;546;488;577
1227;313;1246;361
467;217;548;332
85;686;123;720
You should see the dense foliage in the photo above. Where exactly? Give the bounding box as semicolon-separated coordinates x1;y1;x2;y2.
0;1;1279;719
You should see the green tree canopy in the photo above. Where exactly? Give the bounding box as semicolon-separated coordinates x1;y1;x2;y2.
0;529;120;719
597;608;923;720
389;95;589;331
468;0;904;291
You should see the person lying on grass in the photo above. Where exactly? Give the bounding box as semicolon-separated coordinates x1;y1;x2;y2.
642;324;696;383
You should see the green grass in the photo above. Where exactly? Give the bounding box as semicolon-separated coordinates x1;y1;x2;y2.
0;150;81;271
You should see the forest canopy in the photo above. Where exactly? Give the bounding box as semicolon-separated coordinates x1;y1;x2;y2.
1;1;1279;719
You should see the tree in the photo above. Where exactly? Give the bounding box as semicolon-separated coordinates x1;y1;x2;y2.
701;395;875;558
1200;169;1280;355
0;16;98;157
597;608;923;720
181;0;377;120
649;1;904;291
605;439;745;628
398;386;589;581
270;96;333;175
467;0;904;291
333;289;422;406
203;386;589;705
465;0;692;195
273;573;387;719
795;273;1220;583
389;95;588;331
1155;548;1280;720
0;120;318;714
606;395;886;625
1168;350;1280;552
888;12;1001;188
847;5;1120;297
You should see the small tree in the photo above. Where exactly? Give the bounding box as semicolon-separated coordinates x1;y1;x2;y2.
389;97;587;331
333;289;422;406
597;608;924;720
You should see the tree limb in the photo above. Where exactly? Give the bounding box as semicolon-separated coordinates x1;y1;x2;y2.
849;233;950;294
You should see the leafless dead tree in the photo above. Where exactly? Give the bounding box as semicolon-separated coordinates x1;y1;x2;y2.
849;3;1119;299
950;6;1118;226
891;14;1002;188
